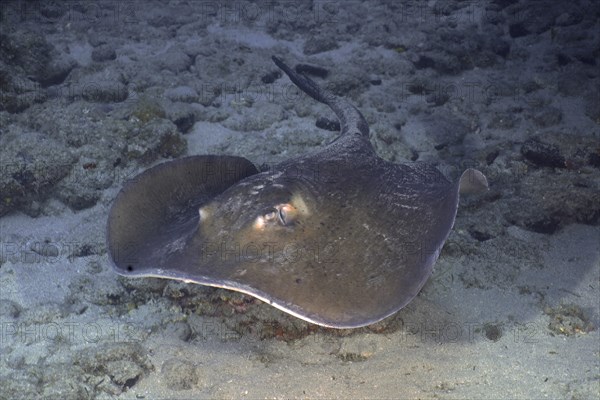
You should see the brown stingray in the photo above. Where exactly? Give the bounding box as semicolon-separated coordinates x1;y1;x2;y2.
107;56;488;328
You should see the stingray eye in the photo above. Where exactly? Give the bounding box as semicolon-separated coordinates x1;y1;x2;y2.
254;204;298;231
276;203;297;226
264;210;277;222
254;209;277;230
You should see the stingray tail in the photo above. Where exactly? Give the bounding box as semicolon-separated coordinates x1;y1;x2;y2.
272;56;369;138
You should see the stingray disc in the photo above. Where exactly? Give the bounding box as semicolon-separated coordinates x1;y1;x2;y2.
107;57;487;328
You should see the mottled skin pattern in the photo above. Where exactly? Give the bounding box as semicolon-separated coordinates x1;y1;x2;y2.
107;57;486;328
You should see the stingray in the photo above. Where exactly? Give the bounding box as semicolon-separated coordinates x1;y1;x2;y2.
107;56;488;328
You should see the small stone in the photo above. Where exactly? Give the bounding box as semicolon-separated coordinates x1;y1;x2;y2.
261;70;282;84
484;324;503;341
316;117;340;132
521;138;565;168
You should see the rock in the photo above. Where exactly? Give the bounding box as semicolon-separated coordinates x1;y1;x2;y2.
161;358;200;391
155;46;192;73
0;30;74;87
316;117;340;132
129;97;166;123
324;69;367;97
0;82;47;113
532;107;563;128
91;44;117;62
163;321;193;342
126;119;187;163
164;101;197;133
421;112;470;150
486;150;500;165
0;131;76;216
261;70;282;84
39;55;76;87
508;133;600;233
521;138;565;168
0;30;52;80
303;35;339;55
545;303;594;336
106;360;144;389
557;71;588;96
426;91;450;106
369;76;382;86
221;102;284;132
509;22;529;38
54;155;115;210
0;31;76;111
79;69;128;103
68;274;126;306
75;343;154;394
2;365;89;400
409;26;506;74
488;37;510;58
164;86;199;103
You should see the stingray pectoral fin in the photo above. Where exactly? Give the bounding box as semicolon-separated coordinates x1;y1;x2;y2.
107;155;258;274
459;168;488;195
